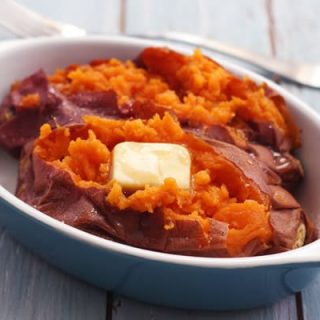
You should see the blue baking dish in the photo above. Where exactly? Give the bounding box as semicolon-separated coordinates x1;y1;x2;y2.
0;36;319;310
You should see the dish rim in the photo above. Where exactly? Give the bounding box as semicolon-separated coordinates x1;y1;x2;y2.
0;35;320;269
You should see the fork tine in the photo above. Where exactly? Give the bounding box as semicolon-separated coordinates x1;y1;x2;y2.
0;0;86;37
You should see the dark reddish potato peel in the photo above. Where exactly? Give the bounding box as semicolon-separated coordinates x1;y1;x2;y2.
17;140;231;257
15;122;315;257
0;47;317;257
0;70;126;156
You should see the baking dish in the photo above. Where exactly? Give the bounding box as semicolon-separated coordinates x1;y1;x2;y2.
0;36;319;310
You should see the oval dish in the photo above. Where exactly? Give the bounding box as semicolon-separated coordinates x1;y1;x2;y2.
0;36;320;310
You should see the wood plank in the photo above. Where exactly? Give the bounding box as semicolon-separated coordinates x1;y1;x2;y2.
300;273;320;320
125;0;272;54
112;296;297;320
272;0;320;62
17;0;121;34
0;227;106;320
114;0;300;318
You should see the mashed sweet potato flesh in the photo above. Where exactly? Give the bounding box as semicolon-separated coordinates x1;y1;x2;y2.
49;48;294;141
19;93;40;109
35;113;272;256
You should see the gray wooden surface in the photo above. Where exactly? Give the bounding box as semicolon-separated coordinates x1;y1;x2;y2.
0;0;319;319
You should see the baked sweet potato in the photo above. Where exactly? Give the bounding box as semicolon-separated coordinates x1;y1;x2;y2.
16;113;315;257
0;47;316;257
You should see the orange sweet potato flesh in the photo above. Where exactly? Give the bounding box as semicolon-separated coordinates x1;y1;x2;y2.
215;201;272;256
48;47;300;150
139;47;300;148
2;48;312;257
16;113;276;257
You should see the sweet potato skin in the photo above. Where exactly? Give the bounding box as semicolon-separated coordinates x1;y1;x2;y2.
0;70;126;156
17;140;231;256
0;48;315;257
16;121;315;257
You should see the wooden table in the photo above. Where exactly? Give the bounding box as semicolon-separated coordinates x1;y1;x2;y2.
0;0;320;319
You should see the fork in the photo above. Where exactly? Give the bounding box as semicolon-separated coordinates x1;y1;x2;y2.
0;0;320;88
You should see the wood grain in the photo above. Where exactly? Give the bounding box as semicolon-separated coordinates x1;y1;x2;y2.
272;0;320;63
112;296;297;320
0;227;106;320
126;0;272;54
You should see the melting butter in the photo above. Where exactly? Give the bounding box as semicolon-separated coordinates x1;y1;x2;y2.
111;142;191;189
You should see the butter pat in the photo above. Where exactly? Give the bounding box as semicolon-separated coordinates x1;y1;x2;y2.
112;142;191;189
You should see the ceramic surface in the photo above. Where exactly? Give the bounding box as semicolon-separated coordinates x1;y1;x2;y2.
0;36;320;310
